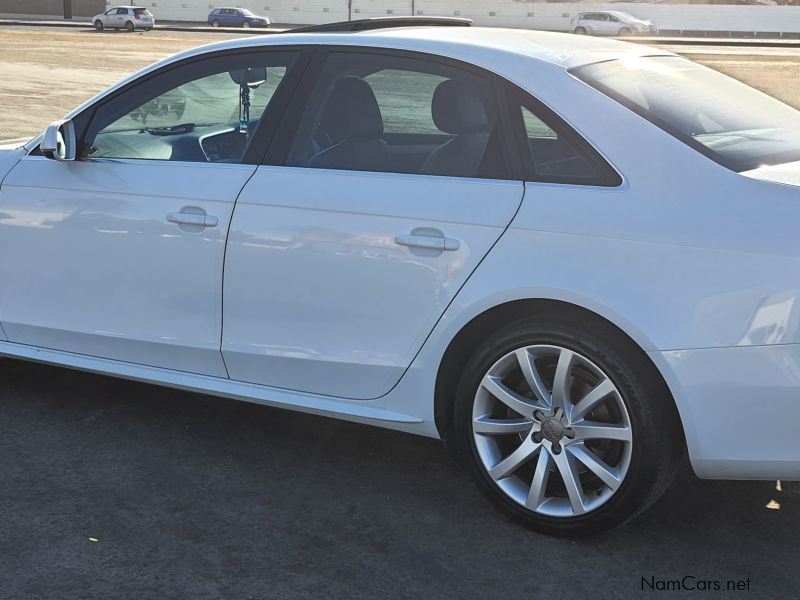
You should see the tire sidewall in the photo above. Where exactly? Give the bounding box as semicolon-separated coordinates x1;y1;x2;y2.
94;20;103;31
125;21;134;32
453;316;681;536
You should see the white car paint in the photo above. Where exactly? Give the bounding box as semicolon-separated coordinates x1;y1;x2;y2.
0;27;799;481
223;167;522;399
0;158;251;377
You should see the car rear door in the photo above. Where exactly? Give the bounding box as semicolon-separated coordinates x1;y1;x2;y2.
0;48;309;376
221;48;524;399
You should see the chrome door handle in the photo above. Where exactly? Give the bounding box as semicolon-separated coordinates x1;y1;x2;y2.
395;233;460;252
167;211;218;228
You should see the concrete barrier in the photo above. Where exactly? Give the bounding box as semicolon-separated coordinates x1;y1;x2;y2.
3;0;800;35
148;0;800;34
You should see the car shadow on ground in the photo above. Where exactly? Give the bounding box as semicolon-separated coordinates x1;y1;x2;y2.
0;359;795;599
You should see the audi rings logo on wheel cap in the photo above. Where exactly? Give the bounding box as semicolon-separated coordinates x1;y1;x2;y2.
541;418;565;442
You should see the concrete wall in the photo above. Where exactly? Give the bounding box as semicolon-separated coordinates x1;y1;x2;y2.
1;0;798;33
134;1;800;33
0;0;104;17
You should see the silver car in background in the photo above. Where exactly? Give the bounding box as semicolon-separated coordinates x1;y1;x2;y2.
93;6;155;32
572;11;657;36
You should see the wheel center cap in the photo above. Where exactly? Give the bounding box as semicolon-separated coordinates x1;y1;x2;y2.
541;417;565;442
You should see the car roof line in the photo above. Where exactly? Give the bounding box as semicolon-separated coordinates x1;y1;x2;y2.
287;16;473;34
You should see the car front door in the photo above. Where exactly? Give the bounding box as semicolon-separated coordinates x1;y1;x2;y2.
0;48;307;376
222;48;525;399
599;14;615;35
104;8;120;27
113;8;128;27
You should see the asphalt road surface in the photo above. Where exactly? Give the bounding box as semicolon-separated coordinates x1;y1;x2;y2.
1;26;799;600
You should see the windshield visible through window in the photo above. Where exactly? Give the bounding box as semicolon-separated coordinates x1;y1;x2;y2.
572;56;800;172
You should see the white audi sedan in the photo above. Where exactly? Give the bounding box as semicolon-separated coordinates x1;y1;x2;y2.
1;18;800;536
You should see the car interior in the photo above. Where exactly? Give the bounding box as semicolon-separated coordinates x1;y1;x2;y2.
81;61;596;182
288;67;511;179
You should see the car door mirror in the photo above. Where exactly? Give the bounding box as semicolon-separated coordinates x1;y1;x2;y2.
41;119;77;161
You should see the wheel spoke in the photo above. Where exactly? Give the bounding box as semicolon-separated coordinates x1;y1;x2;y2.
550;348;575;412
473;343;633;519
481;375;545;418
488;438;538;481
515;349;551;407
473;415;532;436
525;446;551;510
552;448;585;514
570;378;615;422
571;420;632;443
568;445;622;490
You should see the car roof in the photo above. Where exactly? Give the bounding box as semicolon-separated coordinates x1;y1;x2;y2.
578;10;634;17
180;26;671;69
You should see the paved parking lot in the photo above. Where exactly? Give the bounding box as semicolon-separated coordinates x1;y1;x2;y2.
1;26;800;599
1;360;798;599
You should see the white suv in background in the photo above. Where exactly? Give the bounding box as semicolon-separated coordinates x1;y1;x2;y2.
572;11;657;36
93;6;155;32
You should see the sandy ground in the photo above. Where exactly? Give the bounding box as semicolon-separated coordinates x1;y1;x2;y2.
2;27;800;140
0;28;240;139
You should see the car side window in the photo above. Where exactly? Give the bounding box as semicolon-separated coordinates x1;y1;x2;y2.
506;86;621;186
284;51;511;180
83;51;300;163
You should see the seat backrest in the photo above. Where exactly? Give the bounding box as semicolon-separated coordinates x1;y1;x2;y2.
307;77;392;171
421;79;492;177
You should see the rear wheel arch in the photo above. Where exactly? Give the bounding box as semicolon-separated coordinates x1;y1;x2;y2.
433;298;685;448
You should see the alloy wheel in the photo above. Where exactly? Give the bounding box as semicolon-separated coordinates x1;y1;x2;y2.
472;344;633;518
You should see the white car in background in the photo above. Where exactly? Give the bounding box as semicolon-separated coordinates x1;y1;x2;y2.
93;6;155;32
1;18;800;536
572;11;657;36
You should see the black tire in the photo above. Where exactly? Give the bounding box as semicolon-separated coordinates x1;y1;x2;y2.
94;19;103;31
211;20;220;27
573;26;587;35
618;27;632;36
242;21;251;28
125;21;134;32
452;312;683;536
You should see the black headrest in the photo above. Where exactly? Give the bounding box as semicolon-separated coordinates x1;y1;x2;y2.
320;77;384;142
431;79;490;135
